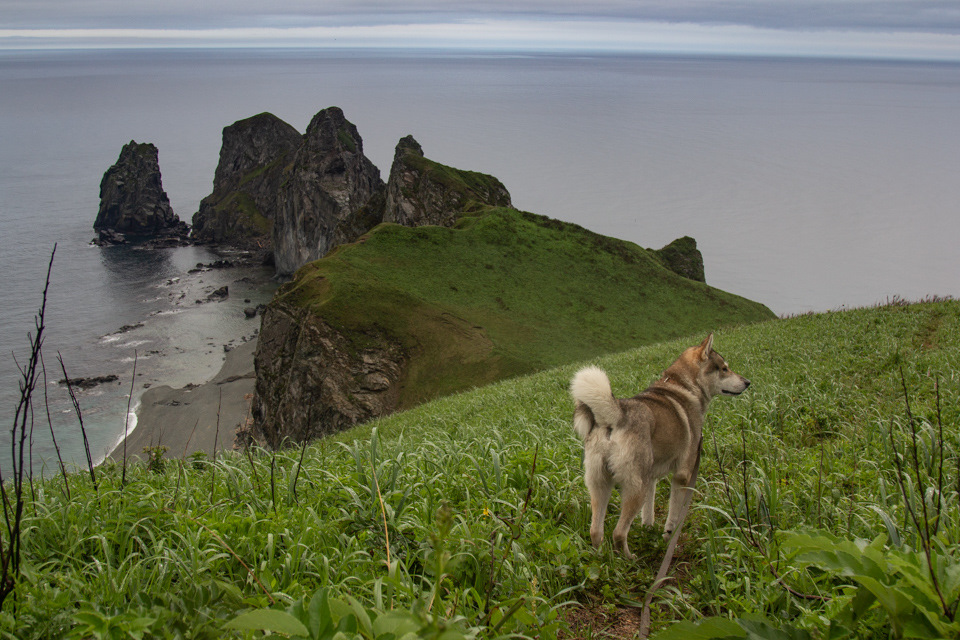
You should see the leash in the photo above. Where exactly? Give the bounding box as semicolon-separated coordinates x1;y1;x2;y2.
638;435;703;639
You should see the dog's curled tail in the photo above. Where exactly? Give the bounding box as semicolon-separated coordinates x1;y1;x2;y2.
570;366;622;439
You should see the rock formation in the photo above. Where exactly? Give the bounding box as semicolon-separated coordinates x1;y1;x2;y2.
191;113;302;250
94;141;187;243
272;107;385;276
653;236;706;282
383;135;512;227
248;302;405;448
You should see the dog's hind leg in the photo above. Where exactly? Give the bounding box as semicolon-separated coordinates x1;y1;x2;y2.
585;456;613;549
641;479;657;527
611;480;654;559
664;471;694;537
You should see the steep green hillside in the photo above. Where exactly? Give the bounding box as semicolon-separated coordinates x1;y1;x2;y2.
279;207;773;407
7;300;960;639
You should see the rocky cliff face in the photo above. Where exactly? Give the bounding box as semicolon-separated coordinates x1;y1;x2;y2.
94;141;187;242
248;300;405;448
272;107;385;276
383;135;512;227
653;236;706;282
250;137;527;447
191;113;301;249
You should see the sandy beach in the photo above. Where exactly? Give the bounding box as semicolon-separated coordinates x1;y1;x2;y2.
109;340;257;462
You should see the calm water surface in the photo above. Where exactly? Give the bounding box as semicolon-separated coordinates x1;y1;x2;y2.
2;49;959;473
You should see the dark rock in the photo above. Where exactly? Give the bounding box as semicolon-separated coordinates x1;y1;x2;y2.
192;113;302;249
248;302;405;448
93;228;128;246
112;322;144;335
205;286;229;302
273;107;385;276
243;304;265;319
653;236;706;282
383;135;512;228
94;141;187;240
59;374;120;389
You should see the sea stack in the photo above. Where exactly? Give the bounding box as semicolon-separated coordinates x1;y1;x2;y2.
191;113;302;251
94;141;187;244
272;107;385;276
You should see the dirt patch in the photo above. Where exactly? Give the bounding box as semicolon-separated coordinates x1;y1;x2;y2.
561;602;642;639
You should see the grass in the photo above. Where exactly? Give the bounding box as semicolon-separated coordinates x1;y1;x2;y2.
277;207;774;408
4;299;960;638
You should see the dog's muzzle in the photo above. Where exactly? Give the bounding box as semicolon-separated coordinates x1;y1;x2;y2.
722;379;751;396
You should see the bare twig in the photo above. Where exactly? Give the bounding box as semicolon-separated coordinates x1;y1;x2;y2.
894;368;952;621
39;351;69;499
210;389;222;501
370;449;391;566
711;431;827;606
291;439;307;505
122;350;137;486
1;245;56;610
57;352;97;491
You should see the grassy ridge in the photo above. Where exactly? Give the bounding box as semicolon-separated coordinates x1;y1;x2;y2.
6;300;960;638
280;207;774;406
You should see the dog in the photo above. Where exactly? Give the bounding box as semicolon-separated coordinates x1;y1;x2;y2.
570;334;750;558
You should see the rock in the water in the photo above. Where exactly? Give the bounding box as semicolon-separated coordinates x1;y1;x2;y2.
243;304;266;318
191;113;302;249
383;135;512;228
206;286;229;301
94;141;187;240
272;107;385;276
59;374;120;389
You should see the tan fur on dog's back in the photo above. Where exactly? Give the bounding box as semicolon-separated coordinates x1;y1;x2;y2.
570;366;622;438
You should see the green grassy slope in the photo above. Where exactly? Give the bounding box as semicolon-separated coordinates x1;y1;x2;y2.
8;300;960;638
279;207;774;406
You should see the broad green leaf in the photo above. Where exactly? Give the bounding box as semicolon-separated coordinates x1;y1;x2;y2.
655;617;747;639
739;617;814;640
372;611;421;638
224;609;310;636
346;595;374;636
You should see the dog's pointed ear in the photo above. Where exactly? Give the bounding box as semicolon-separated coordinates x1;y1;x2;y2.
698;333;714;361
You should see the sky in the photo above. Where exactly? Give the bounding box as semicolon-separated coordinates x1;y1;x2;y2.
2;0;960;60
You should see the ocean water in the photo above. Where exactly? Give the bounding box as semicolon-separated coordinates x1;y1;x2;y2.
2;49;959;474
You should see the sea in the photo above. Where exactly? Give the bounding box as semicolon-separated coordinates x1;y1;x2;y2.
2;48;959;476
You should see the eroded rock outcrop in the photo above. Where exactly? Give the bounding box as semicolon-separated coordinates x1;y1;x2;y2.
653;236;706;282
94;141;187;243
247;301;405;448
384;135;512;227
272;107;385;276
191;113;302;249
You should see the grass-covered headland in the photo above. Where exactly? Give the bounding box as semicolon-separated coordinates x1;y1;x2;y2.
4;299;960;638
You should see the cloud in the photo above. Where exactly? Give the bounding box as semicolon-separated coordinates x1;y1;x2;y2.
2;1;960;59
3;18;959;61
4;0;960;33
